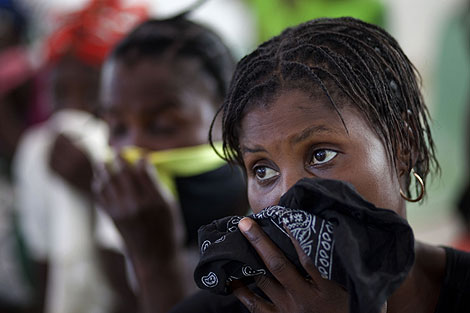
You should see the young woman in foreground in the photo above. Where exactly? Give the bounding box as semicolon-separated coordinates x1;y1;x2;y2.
169;17;470;313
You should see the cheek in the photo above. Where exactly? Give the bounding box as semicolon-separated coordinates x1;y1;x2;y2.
246;180;283;214
192;103;215;132
177;104;216;146
247;181;264;213
345;147;403;215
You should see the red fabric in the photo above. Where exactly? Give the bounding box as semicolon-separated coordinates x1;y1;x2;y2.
46;0;148;66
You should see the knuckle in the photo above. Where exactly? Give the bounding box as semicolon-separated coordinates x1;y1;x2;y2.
245;298;261;313
254;275;270;289
245;230;264;245
266;255;288;274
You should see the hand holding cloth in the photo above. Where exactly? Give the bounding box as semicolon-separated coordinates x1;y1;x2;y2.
194;178;415;313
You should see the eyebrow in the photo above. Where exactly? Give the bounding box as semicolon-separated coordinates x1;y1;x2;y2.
240;144;267;154
241;125;340;155
103;100;177;115
290;125;339;145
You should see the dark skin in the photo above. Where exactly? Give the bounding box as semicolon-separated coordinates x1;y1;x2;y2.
94;57;220;313
49;133;94;195
234;89;446;313
101;58;217;151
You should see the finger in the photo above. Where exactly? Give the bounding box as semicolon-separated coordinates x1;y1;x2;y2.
135;158;161;194
232;280;276;313
381;301;388;313
238;218;307;294
284;226;320;289
93;162;110;194
114;155;141;196
285;226;345;295
252;275;285;308
94;162;122;216
51;133;67;151
134;158;171;209
49;135;69;167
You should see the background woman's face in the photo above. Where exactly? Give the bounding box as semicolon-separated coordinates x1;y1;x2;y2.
239;89;406;216
101;58;217;151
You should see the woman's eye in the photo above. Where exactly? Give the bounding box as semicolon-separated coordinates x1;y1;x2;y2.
148;122;178;135
311;149;338;165
254;166;279;181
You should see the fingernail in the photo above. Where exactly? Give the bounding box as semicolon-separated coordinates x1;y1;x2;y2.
238;217;252;233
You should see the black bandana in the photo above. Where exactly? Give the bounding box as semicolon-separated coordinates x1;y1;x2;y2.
176;164;248;245
194;178;415;313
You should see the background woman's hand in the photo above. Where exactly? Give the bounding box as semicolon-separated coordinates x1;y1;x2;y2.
93;156;188;313
233;217;349;313
93;156;181;258
49;133;93;195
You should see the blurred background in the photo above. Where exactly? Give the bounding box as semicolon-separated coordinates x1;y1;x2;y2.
0;0;468;312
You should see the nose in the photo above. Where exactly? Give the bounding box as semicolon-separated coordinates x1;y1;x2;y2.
110;127;148;152
275;166;314;204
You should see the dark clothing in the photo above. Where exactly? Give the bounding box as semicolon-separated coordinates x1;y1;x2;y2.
171;245;470;313
172;178;470;313
434;247;470;312
169;290;247;313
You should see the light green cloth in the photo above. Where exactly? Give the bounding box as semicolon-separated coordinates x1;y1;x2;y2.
120;142;226;196
247;0;385;43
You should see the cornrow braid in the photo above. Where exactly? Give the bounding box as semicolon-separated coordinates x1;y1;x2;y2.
108;15;235;102
214;17;439;197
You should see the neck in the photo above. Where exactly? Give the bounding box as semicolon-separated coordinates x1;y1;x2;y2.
387;241;446;313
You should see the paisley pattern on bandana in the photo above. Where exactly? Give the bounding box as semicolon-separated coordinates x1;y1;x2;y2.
254;205;319;257
196;205;335;291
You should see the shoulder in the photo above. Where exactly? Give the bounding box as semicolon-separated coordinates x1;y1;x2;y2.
439;246;470;288
414;242;470;289
434;246;470;312
414;242;446;280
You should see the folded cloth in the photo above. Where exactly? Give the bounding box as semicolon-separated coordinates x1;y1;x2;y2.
194;178;415;313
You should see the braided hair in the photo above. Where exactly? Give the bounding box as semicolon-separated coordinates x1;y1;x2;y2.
214;17;439;197
107;14;235;103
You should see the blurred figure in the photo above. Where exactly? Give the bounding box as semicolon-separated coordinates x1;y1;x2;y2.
93;11;249;313
452;0;470;251
0;0;37;176
12;1;147;312
0;1;40;312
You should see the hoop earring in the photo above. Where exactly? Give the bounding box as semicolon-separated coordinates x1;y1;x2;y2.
400;170;425;203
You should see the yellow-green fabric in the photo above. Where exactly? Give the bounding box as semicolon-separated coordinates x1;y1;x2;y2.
247;0;385;43
119;143;226;196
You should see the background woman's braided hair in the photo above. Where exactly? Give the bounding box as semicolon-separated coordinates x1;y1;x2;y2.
108;8;235;103
213;17;439;197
